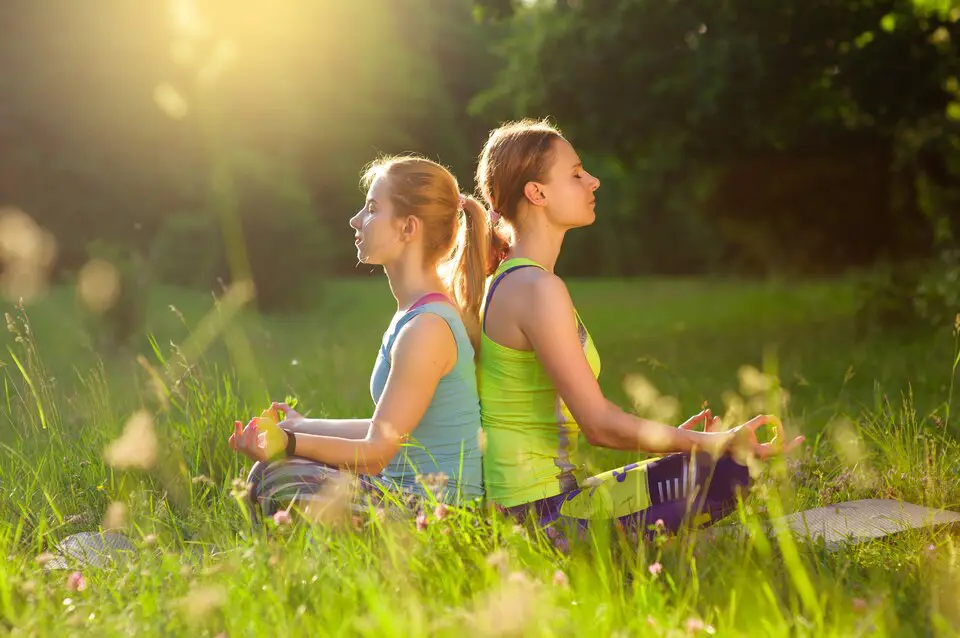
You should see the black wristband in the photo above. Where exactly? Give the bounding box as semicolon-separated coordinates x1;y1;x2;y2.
283;429;296;458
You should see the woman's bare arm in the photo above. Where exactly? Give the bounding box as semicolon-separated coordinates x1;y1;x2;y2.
274;314;457;473
519;272;730;455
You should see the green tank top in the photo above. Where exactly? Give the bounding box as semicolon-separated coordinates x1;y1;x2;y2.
477;258;602;507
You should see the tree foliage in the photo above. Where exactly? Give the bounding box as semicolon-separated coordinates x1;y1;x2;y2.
474;0;960;278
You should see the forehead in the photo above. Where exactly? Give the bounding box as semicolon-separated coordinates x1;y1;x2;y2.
366;174;390;200
549;138;580;170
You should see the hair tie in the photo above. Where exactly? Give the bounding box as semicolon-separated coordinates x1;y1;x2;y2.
489;209;501;225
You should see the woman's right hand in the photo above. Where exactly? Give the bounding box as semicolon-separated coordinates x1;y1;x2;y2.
678;408;723;433
721;414;805;459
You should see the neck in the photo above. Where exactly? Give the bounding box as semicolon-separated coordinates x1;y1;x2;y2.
508;218;566;272
383;254;447;310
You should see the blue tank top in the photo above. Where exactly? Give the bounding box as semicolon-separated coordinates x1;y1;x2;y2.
370;300;484;501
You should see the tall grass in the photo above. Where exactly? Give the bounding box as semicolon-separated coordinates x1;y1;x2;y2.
0;280;958;636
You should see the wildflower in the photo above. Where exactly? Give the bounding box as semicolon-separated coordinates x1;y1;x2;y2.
417;472;450;497
66;572;86;592
178;585;226;623
552;570;569;588
272;510;291;527
685;617;706;633
434;503;448;520
416;512;428;531
102;501;127;531
852;598;868;614
230;478;250;500
648;562;663;576
486;550;509;574
103;410;157;470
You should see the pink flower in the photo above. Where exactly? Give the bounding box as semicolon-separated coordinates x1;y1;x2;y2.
648;562;663;576
552;570;569;588
654;519;665;529
685;617;704;633
434;503;448;520
66;571;86;592
273;509;291;526
852;598;868;614
416;513;428;531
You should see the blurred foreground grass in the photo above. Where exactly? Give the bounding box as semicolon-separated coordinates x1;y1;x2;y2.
0;276;958;636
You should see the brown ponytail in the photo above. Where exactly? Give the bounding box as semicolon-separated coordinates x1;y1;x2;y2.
475;118;564;273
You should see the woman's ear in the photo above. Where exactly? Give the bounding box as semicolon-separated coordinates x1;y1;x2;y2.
523;181;546;207
399;214;421;243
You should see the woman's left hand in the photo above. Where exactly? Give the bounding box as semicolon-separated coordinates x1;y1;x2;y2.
229;419;288;463
273;402;305;430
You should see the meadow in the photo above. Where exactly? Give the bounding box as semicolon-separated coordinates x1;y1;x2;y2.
1;275;958;637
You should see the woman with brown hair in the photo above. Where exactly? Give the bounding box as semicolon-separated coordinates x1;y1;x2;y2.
474;120;803;538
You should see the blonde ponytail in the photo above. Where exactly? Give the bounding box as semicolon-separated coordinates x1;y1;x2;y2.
362;156;490;353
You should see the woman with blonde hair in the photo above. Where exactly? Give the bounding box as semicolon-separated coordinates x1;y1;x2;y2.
230;156;488;516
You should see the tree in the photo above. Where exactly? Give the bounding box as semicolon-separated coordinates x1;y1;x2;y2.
473;0;960;276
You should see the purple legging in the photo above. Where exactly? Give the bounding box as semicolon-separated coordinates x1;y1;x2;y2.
501;452;752;541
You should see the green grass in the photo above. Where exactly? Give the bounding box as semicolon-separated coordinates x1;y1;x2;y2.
1;276;959;636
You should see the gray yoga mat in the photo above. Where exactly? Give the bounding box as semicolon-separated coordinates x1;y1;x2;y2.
42;532;138;570
772;498;960;548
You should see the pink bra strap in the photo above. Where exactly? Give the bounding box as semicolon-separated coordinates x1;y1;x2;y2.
409;292;451;311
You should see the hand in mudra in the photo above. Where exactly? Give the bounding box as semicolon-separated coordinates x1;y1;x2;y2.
677;408;724;433
725;414;804;459
680;409;804;459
